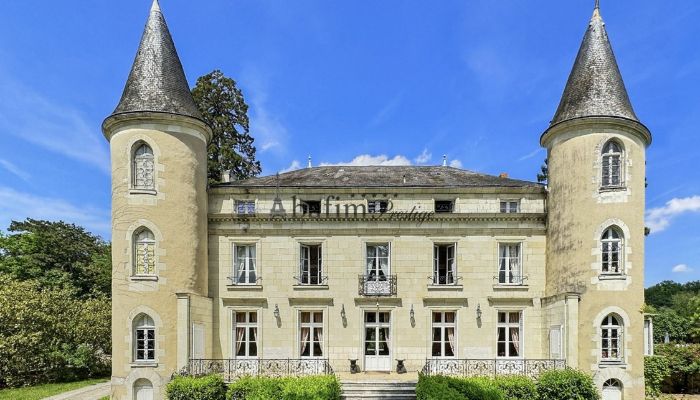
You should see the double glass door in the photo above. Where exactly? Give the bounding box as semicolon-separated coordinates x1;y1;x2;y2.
364;311;391;371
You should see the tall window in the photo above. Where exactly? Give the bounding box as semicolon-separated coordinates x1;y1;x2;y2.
234;311;258;358
133;143;154;190
233;245;257;284
601;140;623;188
433;244;456;285
498;243;522;284
366;244;390;281
601;314;623;361
300;311;323;358
497;311;522;358
432;311;456;357
134;228;156;275
601;227;623;275
134;314;155;361
299;244;323;285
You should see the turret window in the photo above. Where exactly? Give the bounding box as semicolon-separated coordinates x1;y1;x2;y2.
133;314;156;362
133;228;156;276
601;314;623;361
601;140;623;188
601;227;623;275
133;143;155;190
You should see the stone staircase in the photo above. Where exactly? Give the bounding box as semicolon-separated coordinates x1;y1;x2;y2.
341;380;417;400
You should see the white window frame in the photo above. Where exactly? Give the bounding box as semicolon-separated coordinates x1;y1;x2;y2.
133;228;156;276
498;243;523;285
367;200;388;214
497;311;523;358
236;200;256;215
233;310;259;359
299;311;324;358
134;314;156;362
601;140;624;188
433;243;456;285
500;200;520;213
601;227;623;275
366;243;391;281
233;244;257;285
601;314;623;362
431;311;457;358
299;244;323;285
132;143;155;190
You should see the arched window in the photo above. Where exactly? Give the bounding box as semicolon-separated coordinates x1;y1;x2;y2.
601;227;623;275
601;314;623;361
133;314;155;362
133;143;154;190
133;228;156;275
601;140;623;188
134;378;153;400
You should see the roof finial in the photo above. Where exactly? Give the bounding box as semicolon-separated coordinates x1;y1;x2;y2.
307;155;312;168
151;0;161;13
595;0;600;9
442;155;447;167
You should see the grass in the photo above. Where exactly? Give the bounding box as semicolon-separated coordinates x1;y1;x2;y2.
0;378;108;400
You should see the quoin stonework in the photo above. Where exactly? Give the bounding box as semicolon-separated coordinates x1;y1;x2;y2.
103;1;653;399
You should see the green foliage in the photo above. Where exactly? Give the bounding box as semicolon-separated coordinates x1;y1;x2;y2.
226;375;341;400
191;70;261;184
655;343;700;393
166;375;227;400
494;375;537;400
446;376;503;400
0;276;110;387
537;158;548;184
645;356;670;398
0;219;111;298
651;307;692;343
416;375;464;400
0;378;108;400
645;280;700;310
535;369;599;400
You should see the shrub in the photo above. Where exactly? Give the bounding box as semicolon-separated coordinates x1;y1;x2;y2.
447;376;503;400
166;375;227;400
416;375;464;400
536;369;599;400
227;375;340;400
645;356;670;398
494;375;537;400
656;343;700;393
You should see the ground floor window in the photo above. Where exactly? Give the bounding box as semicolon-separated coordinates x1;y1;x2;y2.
234;311;258;358
497;311;522;358
300;311;323;358
432;311;456;357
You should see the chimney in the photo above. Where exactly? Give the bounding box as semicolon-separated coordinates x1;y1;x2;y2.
307;155;312;168
442;155;447;167
221;170;231;183
499;173;509;179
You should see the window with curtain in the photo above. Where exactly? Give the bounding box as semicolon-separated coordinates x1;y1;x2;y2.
134;314;155;361
133;228;156;275
234;311;258;358
133;143;155;190
233;244;257;284
601;314;623;361
601;140;623;188
498;243;522;284
497;311;522;358
299;311;323;358
433;244;456;285
601;227;623;275
366;244;390;281
432;311;456;357
299;244;323;285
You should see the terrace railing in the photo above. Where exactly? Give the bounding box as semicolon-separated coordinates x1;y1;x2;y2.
422;358;566;379
186;358;332;382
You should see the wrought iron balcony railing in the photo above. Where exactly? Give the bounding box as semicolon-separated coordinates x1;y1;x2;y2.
494;274;528;286
186;358;332;382
358;274;397;296
422;358;565;379
293;275;329;286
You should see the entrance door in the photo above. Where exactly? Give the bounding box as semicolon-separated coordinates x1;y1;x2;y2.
602;379;622;400
134;379;153;400
364;311;391;371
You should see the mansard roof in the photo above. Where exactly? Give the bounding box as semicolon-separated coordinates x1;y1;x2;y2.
219;166;542;189
108;0;201;120
549;5;638;126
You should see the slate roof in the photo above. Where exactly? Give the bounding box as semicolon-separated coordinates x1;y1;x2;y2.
219;166;542;189
549;5;639;126
107;0;201;120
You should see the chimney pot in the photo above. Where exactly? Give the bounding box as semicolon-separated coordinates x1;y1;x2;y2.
499;173;509;178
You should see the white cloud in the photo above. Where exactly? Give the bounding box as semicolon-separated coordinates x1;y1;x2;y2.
414;148;432;164
517;148;544;162
449;159;463;169
0;75;110;173
280;160;301;173
0;159;30;182
320;154;412;167
672;264;694;273
646;195;700;233
0;186;110;238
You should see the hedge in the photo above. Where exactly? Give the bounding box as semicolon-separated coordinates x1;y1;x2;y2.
227;375;341;400
166;375;227;400
536;369;599;400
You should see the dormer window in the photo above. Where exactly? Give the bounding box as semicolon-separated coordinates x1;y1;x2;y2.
133;143;154;190
601;140;623;188
368;200;388;214
236;200;255;215
500;201;519;213
300;200;321;215
435;200;454;213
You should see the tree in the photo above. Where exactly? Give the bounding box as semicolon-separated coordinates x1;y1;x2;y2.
0;219;111;297
191;70;261;184
537;158;548;184
645;280;684;309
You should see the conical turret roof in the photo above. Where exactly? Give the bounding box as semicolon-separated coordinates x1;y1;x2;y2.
549;4;638;126
109;0;201;120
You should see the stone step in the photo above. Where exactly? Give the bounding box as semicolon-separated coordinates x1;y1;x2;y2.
341;380;416;400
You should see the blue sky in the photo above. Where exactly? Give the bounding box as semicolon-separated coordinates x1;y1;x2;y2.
0;1;698;287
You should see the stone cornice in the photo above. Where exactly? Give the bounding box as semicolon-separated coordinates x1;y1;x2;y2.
208;212;547;224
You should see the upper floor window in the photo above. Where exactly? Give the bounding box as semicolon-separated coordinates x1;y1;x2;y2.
500;201;519;213
133;228;156;276
236;200;255;215
498;243;523;285
300;311;323;358
497;311;522;358
435;200;454;213
133;143;154;190
299;244;324;285
601;314;623;361
601;227;623;275
133;314;155;361
432;311;456;358
233;244;257;285
234;311;258;358
368;200;388;214
366;244;390;281
433;244;456;285
601;140;623;188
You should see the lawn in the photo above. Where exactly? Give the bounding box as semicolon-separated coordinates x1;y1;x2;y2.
0;378;108;400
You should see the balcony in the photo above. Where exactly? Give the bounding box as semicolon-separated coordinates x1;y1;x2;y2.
358;274;397;296
186;358;333;382
494;274;528;286
422;358;565;379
